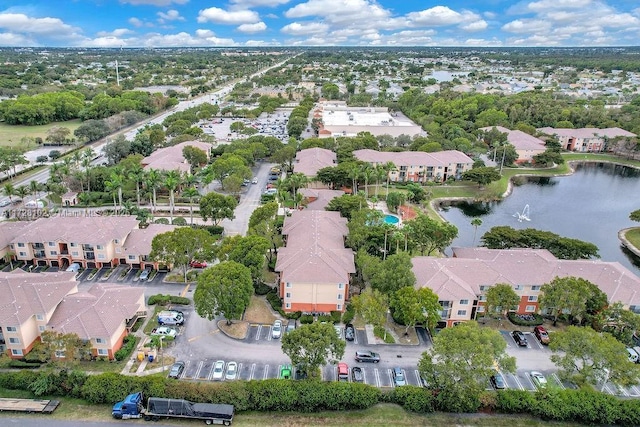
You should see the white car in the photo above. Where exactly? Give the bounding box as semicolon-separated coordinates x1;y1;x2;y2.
251;177;258;184
150;327;177;338
272;320;282;339
212;360;225;380
225;361;238;380
530;371;547;389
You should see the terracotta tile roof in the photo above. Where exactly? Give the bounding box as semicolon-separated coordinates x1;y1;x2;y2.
537;127;636;139
480;126;546;151
293;147;337;177
0;221;32;250
142;141;213;172
0;271;77;325
276;210;355;283
354;149;473;167
413;247;640;306
123;224;176;257
11;216;139;246
48;284;145;340
299;188;344;210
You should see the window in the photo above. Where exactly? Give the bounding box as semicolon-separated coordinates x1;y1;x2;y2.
457;310;467;316
478;295;486;301
72;251;79;256
70;243;77;247
11;349;22;356
17;243;24;247
9;338;20;344
128;255;136;260
96;245;103;250
95;338;105;344
48;242;55;247
19;252;26;257
531;285;541;291
525;305;536;312
479;285;487;291
337;304;342;310
338;294;343;300
97;349;108;356
528;295;538;302
338;283;343;289
38;326;45;332
286;282;291;288
6;326;17;332
50;251;57;256
630;306;640;314
36;314;44;321
285;303;291;309
514;285;523;291
460;299;469;305
114;239;120;244
477;306;485;312
285;293;291;298
98;254;105;260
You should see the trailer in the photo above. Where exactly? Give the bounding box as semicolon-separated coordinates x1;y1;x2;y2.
0;398;60;414
112;392;233;425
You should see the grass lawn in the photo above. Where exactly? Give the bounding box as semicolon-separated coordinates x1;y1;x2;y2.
243;295;277;324
625;227;640;251
0;120;82;147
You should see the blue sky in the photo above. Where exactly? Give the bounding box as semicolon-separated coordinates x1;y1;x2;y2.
1;0;639;47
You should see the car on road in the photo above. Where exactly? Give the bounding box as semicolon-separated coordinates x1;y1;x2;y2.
212;360;225;380
490;371;506;389
189;260;207;268
272;320;282;339
344;323;355;341
286;320;296;334
168;361;185;379
225;361;238;380
512;330;528;347
139;267;152;281
355;350;380;363
530;371;547;389
533;325;550;345
251;177;258;184
392;367;406;386
351;367;364;383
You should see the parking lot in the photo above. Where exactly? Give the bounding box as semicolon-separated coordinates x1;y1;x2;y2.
243;323;367;345
199;110;292;144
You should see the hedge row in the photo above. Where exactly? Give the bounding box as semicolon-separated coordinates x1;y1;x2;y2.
507;312;544;326
147;294;191;306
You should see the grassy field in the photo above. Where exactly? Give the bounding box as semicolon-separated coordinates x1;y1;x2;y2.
0;120;82;147
625;228;640;251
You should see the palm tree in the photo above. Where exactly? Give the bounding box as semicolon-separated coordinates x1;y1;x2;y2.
286;173;309;208
105;170;124;211
15;186;28;203
71;150;83;169
2;183;15;203
471;218;483;245
383;161;396;198
361;164;374;198
182;186;200;225
130;164;144;208
144;169;162;213
78;191;91;215
164;170;181;224
348;167;360;194
374;165;386;197
81;156;92;192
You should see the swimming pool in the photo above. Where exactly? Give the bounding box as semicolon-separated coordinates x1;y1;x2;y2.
384;214;400;225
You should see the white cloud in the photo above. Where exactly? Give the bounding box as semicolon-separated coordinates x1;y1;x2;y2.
0;13;79;37
157;10;185;22
285;0;404;30
237;22;267;33
460;20;488;32
83;36;127;48
407;6;464;26
230;0;291;6
96;28;134;37
0;32;36;46
502;19;551;34
120;0;188;5
197;7;260;24
465;38;504;47
129;17;143;27
281;21;329;36
527;0;593;13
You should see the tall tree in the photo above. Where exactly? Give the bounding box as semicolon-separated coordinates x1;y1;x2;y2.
418;321;516;412
550;326;640;388
471;218;482;244
404;213;458;256
194;261;254;325
630;209;640;223
144;169;162;213
462;166;501;187
199;192;237;225
390;286;441;333
368;252;416;295
150;227;215;284
182;186;200;225
484;283;521;319
352;287;389;330
216;235;269;284
281;322;346;379
164;170;181;224
540;276;606;325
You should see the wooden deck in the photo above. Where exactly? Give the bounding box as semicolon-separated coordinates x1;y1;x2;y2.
0;398;60;414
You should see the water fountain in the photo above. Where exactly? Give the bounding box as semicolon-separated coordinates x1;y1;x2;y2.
514;204;531;222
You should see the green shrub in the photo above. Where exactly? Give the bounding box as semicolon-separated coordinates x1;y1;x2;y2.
0;370;39;390
495;389;535;413
7;360;42;369
148;294;191;306
317;314;333;323
329;311;342;324
507;312;544;326
299;314;314;324
391;386;434;413
114;335;137;361
266;290;283;312
254;282;273;295
154;218;170;224
342;304;355;324
172;217;187;225
286;311;302;320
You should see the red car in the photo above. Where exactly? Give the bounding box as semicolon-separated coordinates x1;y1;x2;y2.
189;260;207;268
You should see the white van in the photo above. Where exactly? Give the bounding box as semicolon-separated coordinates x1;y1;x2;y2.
65;263;81;273
627;348;638;363
157;310;185;326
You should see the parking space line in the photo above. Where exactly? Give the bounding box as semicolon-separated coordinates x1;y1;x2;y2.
528;332;543;350
180;361;189;379
180;284;190;297
266;325;272;341
206;364;215;381
249;363;256;380
237;363;243;380
631;385;640;395
263;364;269;380
618;386;630;397
374;368;380;387
414;370;422;386
255;325;262;340
387;369;394;387
362;368;368;385
551;373;565;390
193;361;203;379
522;372;536;390
603;384;615;395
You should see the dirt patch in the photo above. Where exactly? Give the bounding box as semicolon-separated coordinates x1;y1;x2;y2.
243;295;278;324
389;322;419;345
218;320;249;339
398;205;417;221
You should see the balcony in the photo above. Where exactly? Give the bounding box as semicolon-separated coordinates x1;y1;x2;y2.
32;243;44;249
84;252;95;260
34;251;46;259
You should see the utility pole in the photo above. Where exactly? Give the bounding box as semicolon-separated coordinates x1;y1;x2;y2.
499;144;507;174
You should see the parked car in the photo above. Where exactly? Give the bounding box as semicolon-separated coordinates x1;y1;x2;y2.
251;177;258;184
490;371;506;389
533;326;550;345
225;361;238;380
344;323;355;341
530;371;547;389
168;361;185;379
157;310;184;326
189;260;207;268
150;326;177;338
351;367;364;383
334;325;342;339
392;367;406;386
355;350;380;363
280;364;292;379
512;330;528;346
286;320;296;334
65;262;81;273
212;360;225;380
337;362;349;382
139;267;152;281
272;320;282;339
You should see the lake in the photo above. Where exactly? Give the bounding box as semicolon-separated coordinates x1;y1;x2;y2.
438;162;640;275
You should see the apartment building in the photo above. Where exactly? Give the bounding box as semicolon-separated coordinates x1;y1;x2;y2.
480;126;546;163
354;149;473;183
0;270;145;359
536;127;636;152
411;247;640;327
5;216;174;270
275;210;355;313
293;147;336;188
141;140;213;173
